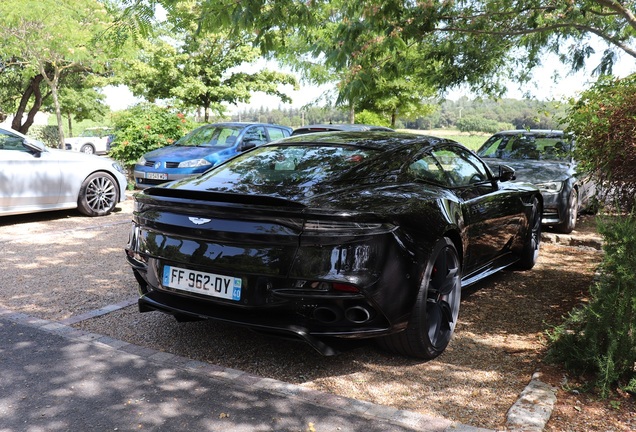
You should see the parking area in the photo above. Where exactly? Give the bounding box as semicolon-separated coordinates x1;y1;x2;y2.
0;198;603;430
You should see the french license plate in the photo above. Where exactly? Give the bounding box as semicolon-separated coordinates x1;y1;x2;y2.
162;265;242;301
146;172;168;180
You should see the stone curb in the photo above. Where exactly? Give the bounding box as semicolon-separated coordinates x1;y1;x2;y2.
541;231;603;250
505;372;558;431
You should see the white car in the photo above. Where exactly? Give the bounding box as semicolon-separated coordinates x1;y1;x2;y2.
0;125;127;217
64;127;114;155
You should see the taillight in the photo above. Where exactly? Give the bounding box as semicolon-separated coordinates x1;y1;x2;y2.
332;282;360;293
303;220;389;233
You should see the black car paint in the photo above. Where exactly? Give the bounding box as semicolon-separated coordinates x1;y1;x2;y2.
126;132;541;355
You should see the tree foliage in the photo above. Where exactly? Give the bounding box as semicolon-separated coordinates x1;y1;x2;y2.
0;0;125;145
455;116;514;134
171;0;636;93
564;74;636;211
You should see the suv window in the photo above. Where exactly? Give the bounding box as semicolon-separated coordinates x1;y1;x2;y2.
267;127;288;141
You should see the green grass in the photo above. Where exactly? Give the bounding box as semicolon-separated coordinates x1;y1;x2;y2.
442;134;486;151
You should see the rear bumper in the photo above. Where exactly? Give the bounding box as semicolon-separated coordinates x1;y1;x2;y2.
137;290;386;355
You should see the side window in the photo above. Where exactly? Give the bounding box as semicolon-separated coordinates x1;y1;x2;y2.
243;126;268;147
407;154;449;185
431;147;490;187
266;127;287;141
0;130;27;151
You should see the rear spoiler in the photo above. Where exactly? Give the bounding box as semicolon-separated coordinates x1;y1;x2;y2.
141;187;307;210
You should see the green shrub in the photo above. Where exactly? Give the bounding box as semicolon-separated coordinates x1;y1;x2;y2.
109;103;194;169
456;115;513;134
546;213;636;397
564;74;636;212
28;125;60;148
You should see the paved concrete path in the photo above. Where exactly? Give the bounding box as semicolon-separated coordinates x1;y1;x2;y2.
0;309;491;432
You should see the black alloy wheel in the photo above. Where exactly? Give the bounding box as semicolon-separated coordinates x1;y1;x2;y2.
378;237;461;359
516;196;542;270
77;172;119;216
555;189;578;234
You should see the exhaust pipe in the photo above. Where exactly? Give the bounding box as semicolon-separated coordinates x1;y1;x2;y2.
345;306;371;324
313;306;343;324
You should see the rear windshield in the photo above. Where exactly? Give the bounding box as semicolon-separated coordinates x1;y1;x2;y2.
477;134;571;161
197;144;377;188
175;125;241;147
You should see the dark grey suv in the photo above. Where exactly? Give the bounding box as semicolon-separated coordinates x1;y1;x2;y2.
476;129;595;233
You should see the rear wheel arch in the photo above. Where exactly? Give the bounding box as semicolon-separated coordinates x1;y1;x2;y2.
443;229;464;267
377;236;462;359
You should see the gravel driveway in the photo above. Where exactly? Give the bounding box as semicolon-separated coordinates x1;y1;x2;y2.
0;197;604;430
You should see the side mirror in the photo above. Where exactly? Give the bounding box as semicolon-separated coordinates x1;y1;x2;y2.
240;142;256;151
23;138;46;157
496;164;516;182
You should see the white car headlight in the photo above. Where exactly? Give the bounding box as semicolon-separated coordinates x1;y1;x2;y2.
178;159;212;168
112;162;126;174
536;181;564;193
137;156;147;165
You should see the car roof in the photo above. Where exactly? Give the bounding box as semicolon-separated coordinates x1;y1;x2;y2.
494;129;564;136
0;125;26;138
292;124;394;135
275;131;457;151
202;122;292;129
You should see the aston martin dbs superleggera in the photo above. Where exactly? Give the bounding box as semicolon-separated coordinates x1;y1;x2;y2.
126;131;543;359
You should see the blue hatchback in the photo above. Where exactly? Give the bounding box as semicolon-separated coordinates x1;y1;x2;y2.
134;122;292;189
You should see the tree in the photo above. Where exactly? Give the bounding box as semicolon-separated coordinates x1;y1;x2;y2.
564;74;636;211
117;3;298;121
0;0;121;146
162;1;636;93
59;86;109;137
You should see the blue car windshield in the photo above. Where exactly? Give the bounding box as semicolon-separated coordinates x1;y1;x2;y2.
175;125;241;148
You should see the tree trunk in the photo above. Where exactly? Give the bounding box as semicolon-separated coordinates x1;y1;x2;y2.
66;113;73;138
391;110;397;128
40;65;65;149
348;104;355;124
12;74;48;134
51;84;65;149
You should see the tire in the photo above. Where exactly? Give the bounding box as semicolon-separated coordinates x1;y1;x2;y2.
77;172;119;216
554;189;578;234
378;237;461;359
80;144;95;154
515;196;542;270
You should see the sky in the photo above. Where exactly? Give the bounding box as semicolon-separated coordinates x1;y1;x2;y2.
104;45;634;113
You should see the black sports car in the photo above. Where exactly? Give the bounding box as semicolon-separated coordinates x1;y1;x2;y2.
126;132;542;359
